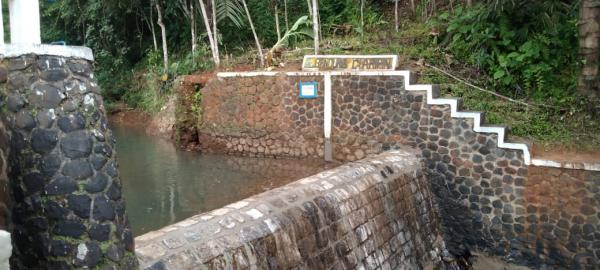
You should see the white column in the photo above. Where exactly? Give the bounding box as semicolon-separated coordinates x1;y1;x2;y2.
0;0;4;45
9;0;41;44
0;230;11;270
324;73;332;161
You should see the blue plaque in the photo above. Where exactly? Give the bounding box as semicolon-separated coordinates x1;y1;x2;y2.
299;82;318;99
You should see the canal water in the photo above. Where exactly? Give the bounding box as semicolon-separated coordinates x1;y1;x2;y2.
111;126;333;236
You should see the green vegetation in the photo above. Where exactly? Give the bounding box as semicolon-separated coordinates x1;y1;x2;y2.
37;0;599;150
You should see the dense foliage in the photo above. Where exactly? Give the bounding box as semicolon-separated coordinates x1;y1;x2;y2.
436;1;580;106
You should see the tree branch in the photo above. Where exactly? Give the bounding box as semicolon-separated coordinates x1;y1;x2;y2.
424;63;563;110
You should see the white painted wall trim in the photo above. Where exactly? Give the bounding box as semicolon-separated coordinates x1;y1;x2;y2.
216;70;600;171
0;44;94;61
324;72;333;161
531;159;600;171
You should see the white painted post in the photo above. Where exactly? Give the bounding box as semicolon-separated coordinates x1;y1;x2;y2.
324;73;332;161
0;230;11;270
9;0;41;44
0;0;4;45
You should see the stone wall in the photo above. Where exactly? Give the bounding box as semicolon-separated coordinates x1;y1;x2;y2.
0;119;9;230
0;53;138;269
197;75;326;158
183;72;600;268
135;150;446;269
519;167;600;267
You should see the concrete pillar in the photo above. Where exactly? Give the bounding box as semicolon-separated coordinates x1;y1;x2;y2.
324;73;332;161
0;45;138;269
0;230;11;270
8;0;41;44
1;0;5;45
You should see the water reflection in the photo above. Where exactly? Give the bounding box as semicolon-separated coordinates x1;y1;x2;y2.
111;125;332;236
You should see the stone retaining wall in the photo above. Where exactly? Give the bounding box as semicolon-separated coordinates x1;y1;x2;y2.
0;120;9;230
135;150;446;269
181;73;600;269
0;53;138;269
197;75;326;158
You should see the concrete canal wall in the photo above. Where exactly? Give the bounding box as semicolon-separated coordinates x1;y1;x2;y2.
136;150;447;269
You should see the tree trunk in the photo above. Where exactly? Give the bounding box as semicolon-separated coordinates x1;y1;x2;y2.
317;0;322;41
410;0;416;17
360;0;364;38
211;0;220;67
241;0;264;67
578;0;600;112
395;0;399;32
177;0;196;52
156;1;169;70
467;0;472;7
198;0;220;66
312;0;319;54
284;0;289;31
150;1;158;51
275;1;282;41
306;0;313;17
191;1;197;52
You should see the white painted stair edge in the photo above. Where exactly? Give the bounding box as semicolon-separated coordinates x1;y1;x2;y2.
217;70;600;171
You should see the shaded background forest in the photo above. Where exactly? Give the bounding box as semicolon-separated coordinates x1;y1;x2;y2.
28;0;600;150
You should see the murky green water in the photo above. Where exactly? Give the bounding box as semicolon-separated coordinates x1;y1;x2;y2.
111;125;332;236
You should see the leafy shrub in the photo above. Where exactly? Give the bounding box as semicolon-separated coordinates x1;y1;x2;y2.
435;2;579;106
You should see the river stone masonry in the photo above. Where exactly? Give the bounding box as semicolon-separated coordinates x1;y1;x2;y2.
197;75;326;158
136;149;447;269
0;118;9;230
180;72;600;269
0;53;138;269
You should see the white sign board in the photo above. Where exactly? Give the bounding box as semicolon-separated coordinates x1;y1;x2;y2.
302;55;398;71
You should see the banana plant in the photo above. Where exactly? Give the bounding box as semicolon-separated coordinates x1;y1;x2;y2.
269;15;313;54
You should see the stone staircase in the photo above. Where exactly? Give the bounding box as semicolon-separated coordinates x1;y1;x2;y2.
401;71;532;165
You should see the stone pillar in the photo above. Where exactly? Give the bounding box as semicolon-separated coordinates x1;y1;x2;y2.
0;100;9;230
0;46;138;269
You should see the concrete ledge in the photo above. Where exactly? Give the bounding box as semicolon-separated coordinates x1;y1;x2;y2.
0;44;94;61
531;159;600;171
135;149;446;269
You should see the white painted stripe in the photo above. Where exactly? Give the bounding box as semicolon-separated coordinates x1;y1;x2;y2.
324;73;332;139
217;70;409;77
324;73;333;162
532;159;600;171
